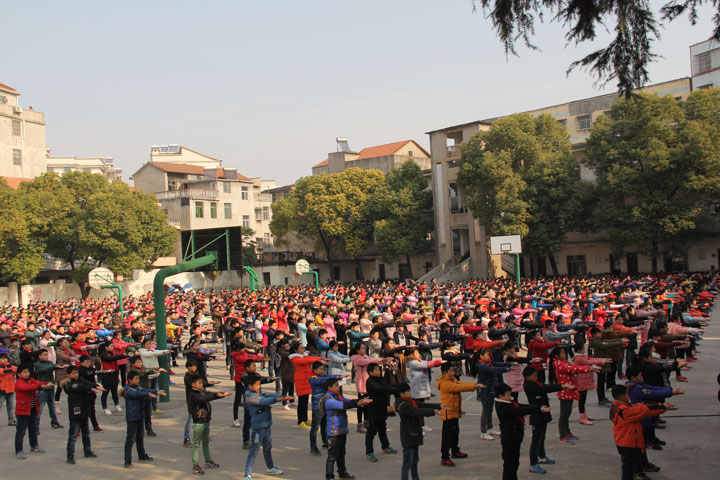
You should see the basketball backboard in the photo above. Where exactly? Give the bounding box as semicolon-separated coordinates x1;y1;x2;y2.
490;235;522;255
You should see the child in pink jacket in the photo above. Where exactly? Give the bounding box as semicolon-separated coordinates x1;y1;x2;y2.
573;343;610;425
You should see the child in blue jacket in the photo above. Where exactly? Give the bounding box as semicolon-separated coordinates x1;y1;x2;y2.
321;377;373;480
475;348;512;440
121;370;165;468
243;373;294;480
309;361;347;455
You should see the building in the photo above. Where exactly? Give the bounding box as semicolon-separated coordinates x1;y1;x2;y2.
425;77;714;281
0;82;47;180
150;144;221;169
46;155;122;181
312;139;431;175
131;158;275;255
690;38;720;90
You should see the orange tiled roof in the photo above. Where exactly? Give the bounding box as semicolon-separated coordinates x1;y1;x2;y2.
313;158;329;168
356;140;429;160
0;82;17;93
1;177;32;189
148;162;206;175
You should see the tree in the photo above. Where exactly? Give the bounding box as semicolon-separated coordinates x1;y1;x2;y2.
20;172;178;297
585;90;720;273
471;0;717;97
373;160;434;278
270;168;386;281
458;113;589;275
0;179;44;284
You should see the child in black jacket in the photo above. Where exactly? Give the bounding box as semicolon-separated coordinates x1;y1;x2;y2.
496;382;549;480
62;366;103;464
523;366;568;473
186;375;231;475
396;382;442;480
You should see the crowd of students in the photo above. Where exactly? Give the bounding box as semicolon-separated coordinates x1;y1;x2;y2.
0;271;716;480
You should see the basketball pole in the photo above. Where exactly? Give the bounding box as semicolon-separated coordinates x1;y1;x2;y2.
515;253;521;286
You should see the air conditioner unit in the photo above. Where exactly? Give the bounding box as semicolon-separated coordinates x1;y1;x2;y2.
13;106;22;114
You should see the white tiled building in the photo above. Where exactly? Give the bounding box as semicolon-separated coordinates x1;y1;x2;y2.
690;38;720;90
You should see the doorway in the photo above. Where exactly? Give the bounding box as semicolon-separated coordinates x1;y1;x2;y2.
378;263;386;281
626;253;638;275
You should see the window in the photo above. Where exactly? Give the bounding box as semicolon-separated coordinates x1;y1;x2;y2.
264;232;271;247
210;182;216;191
256;237;264;249
12;119;20;136
262;206;269;221
223;182;231;193
168;179;177;191
242;215;250;228
698;83;713;90
697;52;712;74
210;202;217;219
12;149;21;165
577;115;592;131
241;186;249;200
82;168;92;172
566;255;587;275
557;118;567;127
224;203;232;219
408;150;414;157
255;208;262;222
195;201;204;218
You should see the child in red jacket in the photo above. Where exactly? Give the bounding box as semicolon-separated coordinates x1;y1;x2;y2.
0;354;17;425
610;385;675;480
15;365;53;459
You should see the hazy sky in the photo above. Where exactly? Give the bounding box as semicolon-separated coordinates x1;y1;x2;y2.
4;1;716;185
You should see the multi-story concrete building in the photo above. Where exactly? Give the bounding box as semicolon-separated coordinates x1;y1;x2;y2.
425;77;718;281
46;155;122;181
0;82;47;180
131;159;275;254
312;139;431;175
150;144;221;169
690;38;720;90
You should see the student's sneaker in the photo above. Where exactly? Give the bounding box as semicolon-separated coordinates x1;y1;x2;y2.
451;451;468;458
568;434;579;440
310;449;322;456
138;455;154;462
115;405;123;412
30;448;45;454
244;476;252;480
16;452;26;460
145;430;157;437
8;419;16;426
647;441;663;451
423;425;433;433
654;438;666;446
124;462;133;468
154;409;161;415
644;463;661;472
598;400;612;407
67;457;76;464
55;407;62;414
539;457;556;464
559;435;575;445
634;474;651;480
282;405;290;411
104;409;113;416
266;466;284;475
440;458;456;467
480;433;494;440
242;441;251;450
205;460;220;468
366;453;378;462
93;426;104;432
298;422;311;430
51;421;63;429
193;466;205;475
322;443;329;449
489;429;501;436
84;451;98;458
357;423;367;433
529;464;547;474
382;446;397;454
233;419;242;427
184;438;192;448
338;472;355;479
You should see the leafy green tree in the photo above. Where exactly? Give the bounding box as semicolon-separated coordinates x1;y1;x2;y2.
20;172;177;296
373;160;433;278
270;168;386;281
0;179;44;284
471;0;716;97
458;113;589;275
585;90;720;273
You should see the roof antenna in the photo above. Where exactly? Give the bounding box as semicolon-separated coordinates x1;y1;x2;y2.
336;137;350;152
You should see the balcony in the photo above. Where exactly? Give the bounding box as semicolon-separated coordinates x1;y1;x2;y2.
168;219;182;229
156;189;219;200
258;193;273;202
446;144;462;158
